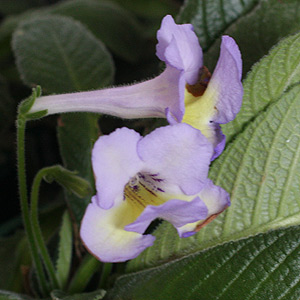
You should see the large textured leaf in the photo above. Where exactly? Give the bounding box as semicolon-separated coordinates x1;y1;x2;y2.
57;114;99;222
51;289;105;300
128;83;300;271
222;31;300;141
1;0;144;63
177;0;259;50
108;225;300;300
12;15;114;223
51;0;144;62
204;0;300;77
0;290;35;300
12;15;114;93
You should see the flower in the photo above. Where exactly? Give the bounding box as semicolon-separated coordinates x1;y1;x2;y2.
29;15;242;157
80;123;229;262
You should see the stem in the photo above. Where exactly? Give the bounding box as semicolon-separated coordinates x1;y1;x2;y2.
67;254;101;294
16;115;48;295
99;263;113;289
31;167;59;289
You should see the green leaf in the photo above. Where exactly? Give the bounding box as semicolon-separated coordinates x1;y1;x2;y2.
0;290;35;300
51;289;105;300
177;0;259;51
12;15;114;223
0;232;31;292
223;31;300;141
1;0;145;63
57;114;99;223
108;225;300;300
128;83;300;271
56;211;73;290
112;0;179;19
204;0;300;77
51;0;145;63
12;15;114;93
0;0;40;15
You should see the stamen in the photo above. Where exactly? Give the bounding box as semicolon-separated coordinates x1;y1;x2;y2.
186;66;211;97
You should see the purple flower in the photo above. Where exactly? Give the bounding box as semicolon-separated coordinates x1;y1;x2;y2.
29;15;243;157
80;123;229;262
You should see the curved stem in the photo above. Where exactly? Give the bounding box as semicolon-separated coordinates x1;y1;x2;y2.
30;167;60;289
67;254;101;294
17;115;48;295
99;263;113;289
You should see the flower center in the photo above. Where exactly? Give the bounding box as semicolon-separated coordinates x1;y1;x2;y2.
124;172;166;210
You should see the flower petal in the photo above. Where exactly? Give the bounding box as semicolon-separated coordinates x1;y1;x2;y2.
156;15;203;85
137;123;213;195
80;197;155;263
177;179;230;237
30;66;184;122
125;196;208;234
205;35;243;124
92;127;143;209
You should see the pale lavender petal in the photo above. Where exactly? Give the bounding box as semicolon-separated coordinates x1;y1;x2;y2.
207;35;243;124
211;124;226;160
92;127;143;209
80;198;155;263
177;179;230;237
156;15;203;85
29;65;184;122
137;123;213;195
125;197;207;234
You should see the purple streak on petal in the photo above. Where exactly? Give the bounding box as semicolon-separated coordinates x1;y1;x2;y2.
125;197;208;234
80;198;155;263
182;231;196;238
137;123;213;195
209;35;243;124
92;128;143;209
156;15;203;85
211;124;226;160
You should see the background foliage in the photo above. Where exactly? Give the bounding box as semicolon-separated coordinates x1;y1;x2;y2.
0;0;299;299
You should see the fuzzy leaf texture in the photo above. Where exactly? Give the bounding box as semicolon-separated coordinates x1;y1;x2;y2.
203;0;300;77
223;31;300;141
12;15;114;223
0;290;35;300
12;15;114;93
51;289;105;300
128;36;300;271
108;225;300;300
177;0;259;50
56;211;73;290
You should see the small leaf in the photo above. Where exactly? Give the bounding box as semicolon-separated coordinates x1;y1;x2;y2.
56;211;73;290
43;165;92;199
128;83;300;271
177;0;259;51
12;15;114;93
108;225;300;300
